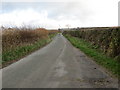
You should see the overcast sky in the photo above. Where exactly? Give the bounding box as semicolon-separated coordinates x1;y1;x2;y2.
0;0;119;29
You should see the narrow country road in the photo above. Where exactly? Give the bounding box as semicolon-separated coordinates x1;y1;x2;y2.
2;34;118;88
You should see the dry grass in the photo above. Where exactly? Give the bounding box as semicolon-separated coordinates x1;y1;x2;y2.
2;27;58;66
2;28;54;52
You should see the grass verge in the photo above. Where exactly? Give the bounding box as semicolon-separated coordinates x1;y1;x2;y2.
2;34;56;68
64;34;120;78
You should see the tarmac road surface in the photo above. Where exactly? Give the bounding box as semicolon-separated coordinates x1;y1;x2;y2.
2;34;118;88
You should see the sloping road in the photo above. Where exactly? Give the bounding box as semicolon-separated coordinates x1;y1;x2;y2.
2;34;118;88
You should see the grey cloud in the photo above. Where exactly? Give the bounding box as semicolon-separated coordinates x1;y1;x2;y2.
2;2;93;22
45;2;93;22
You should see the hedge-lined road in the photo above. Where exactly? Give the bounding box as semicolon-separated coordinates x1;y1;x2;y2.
3;34;118;88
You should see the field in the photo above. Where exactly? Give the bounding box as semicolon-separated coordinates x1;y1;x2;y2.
2;27;58;67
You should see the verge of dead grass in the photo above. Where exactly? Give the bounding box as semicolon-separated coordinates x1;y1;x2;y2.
2;28;58;68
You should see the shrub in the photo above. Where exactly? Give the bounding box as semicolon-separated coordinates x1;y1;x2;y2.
63;27;120;60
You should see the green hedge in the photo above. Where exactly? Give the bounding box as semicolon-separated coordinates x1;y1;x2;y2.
63;27;120;61
64;35;120;77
